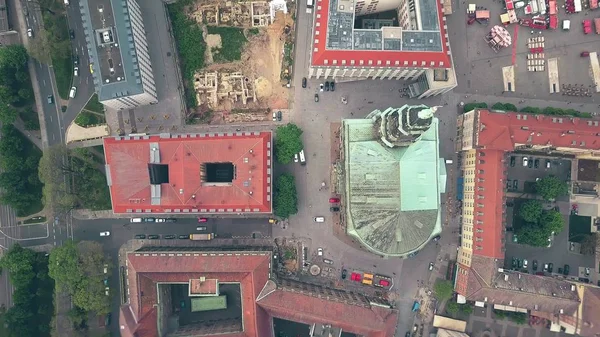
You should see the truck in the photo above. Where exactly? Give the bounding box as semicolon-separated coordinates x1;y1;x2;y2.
595;18;600;34
190;233;213;241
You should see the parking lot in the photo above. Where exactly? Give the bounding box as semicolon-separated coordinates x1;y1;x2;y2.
447;0;600;102
506;155;572;195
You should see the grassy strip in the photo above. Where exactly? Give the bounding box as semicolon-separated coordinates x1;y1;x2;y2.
84;94;104;114
207;26;247;62
22;216;47;224
167;0;206;108
53;53;73;100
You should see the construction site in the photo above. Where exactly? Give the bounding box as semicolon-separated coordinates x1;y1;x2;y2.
181;0;294;124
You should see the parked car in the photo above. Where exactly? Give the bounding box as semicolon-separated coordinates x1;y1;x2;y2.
314;94;319;102
302;77;307;88
314;216;325;222
148;235;160;240
532;260;538;271
47;95;54;104
341;269;347;279
512;257;518;269
100;231;110;237
134;234;146;239
510;156;515;167
534;158;540;168
523;259;528;268
330;206;340;212
178;234;189;239
69;29;75;39
196;226;207;231
317;247;323;256
198;217;208;223
330;81;335;91
585;267;591;276
69;86;77;98
548;263;554;273
350;272;361;281
379;279;390;287
522;156;528;167
513;180;518;190
512;234;518;243
323;258;333;265
294;153;299;163
156;218;166;223
429;262;434;271
329;197;340;203
324;81;330;91
143;217;155;223
27;28;33;38
319;83;324;92
558;267;563;274
528;159;533;168
164;234;176;239
277;110;282;121
272;111;277;121
545;159;551;168
432;235;441;242
517;258;523;268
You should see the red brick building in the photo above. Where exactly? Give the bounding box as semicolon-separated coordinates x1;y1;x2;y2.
120;247;397;337
103;132;272;215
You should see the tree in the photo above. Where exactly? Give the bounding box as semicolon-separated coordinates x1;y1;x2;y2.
49;241;83;293
446;301;459;315
273;173;298;218
67;307;88;331
491;103;517;111
536;176;569;200
541;210;564;234
515;225;551;247
520;106;541;114
0;104;18;123
581;233;599;255
463;102;488;113
26;29;53;64
460;304;474;315
274;123;304;164
519;200;543;223
433;280;454;301
0;244;36;286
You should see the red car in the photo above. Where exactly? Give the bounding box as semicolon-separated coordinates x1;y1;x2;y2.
378;279;390;287
350;273;361;281
329;197;340;203
198;217;208;223
583;20;592;34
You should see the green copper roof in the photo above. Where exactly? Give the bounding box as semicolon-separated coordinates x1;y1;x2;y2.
341;115;445;257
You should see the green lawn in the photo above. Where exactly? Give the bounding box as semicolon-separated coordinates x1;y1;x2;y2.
84;94;105;114
53;53;73;99
74;111;101;127
569;215;592;242
207;26;247;62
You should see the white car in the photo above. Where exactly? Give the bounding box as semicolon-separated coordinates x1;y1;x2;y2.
156;218;166;223
100;231;110;237
27;28;33;38
317;247;323;256
105;287;109;296
429;262;434;271
69;86;77;98
294;153;299;163
73;66;79;76
523;259;528;268
522;156;528;167
319;83;324;92
314;216;325;223
272;111;277;121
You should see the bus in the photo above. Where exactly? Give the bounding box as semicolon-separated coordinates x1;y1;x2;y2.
306;0;314;13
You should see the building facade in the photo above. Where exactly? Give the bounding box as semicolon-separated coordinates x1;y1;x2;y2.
80;0;158;110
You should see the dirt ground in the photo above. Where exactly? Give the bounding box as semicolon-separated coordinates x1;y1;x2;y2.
197;12;293;124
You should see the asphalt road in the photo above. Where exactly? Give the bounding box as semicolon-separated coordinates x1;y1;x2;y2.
63;0;95;128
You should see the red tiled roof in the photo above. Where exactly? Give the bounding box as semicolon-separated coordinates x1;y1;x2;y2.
257;289;397;337
310;0;451;68
472;149;505;259
476;110;600;151
122;251;272;337
104;132;272;214
190;278;218;295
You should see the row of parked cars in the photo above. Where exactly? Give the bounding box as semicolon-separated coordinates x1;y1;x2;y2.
510;156;551;169
511;257;577;276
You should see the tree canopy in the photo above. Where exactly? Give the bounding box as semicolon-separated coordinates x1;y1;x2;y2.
580;233;599;255
0;124;43;216
48;241;111;315
541;210;564;234
535;176;569;200
433;280;454;301
519;200;543;223
0;45;34;116
273;173;298;219
274;123;304;164
0;244;54;337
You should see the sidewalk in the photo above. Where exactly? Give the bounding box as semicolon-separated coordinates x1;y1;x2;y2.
13;116;42;149
13;0;50;150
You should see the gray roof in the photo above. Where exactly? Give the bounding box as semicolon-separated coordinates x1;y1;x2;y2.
341;115;444;257
325;0;443;52
80;0;145;101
